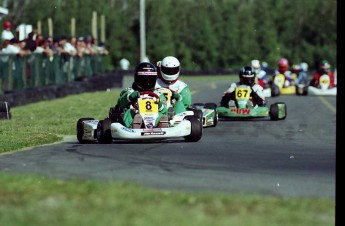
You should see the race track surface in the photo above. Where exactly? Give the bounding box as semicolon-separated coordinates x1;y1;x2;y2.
0;77;336;199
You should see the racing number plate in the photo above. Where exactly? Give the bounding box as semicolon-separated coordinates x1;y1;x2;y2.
161;90;171;105
235;87;251;100
138;99;158;113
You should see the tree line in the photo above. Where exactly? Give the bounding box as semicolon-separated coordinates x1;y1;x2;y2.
4;0;337;72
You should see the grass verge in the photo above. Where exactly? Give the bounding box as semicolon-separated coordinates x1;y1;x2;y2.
0;173;335;226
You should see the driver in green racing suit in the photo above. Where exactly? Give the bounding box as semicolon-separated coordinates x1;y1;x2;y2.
116;62;169;129
155;56;191;114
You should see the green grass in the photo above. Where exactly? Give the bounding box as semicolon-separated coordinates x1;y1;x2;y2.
0;173;335;226
0;77;335;226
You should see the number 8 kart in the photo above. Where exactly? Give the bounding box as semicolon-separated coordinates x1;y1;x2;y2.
77;91;203;143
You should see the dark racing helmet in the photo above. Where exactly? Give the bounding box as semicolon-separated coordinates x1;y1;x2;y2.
239;66;256;86
319;60;331;74
134;62;158;91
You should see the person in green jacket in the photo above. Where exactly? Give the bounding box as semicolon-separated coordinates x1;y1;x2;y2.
155;56;191;115
116;62;169;129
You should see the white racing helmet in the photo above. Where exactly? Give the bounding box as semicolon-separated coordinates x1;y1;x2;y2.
251;59;261;75
160;56;180;84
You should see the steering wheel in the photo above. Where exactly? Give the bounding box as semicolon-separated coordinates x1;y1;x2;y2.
131;91;160;110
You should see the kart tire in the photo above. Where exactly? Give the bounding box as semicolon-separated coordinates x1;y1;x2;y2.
96;118;113;144
270;84;280;97
192;109;203;121
184;115;203;142
269;102;287;120
204;102;217;109
204;102;218;127
192;103;205;107
77;117;95;143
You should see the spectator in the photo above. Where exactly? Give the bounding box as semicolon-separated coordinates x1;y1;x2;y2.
97;42;109;56
24;31;37;52
120;58;130;70
1;21;14;42
58;35;77;57
1;38;26;58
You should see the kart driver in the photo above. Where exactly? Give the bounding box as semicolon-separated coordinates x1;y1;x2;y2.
251;59;269;89
116;62;169;129
273;58;295;87
310;60;336;88
155;56;192;115
220;66;266;108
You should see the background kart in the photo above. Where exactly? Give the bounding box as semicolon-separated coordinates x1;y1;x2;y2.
77;91;203;144
296;74;336;96
188;102;218;127
270;73;297;96
217;85;287;121
156;87;204;127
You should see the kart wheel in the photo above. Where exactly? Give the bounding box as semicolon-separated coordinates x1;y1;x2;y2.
96;118;112;144
184;115;203;142
77;117;95;143
270;84;280;97
269;102;287;120
204;103;218;127
192;103;204;107
192;109;203;121
204;102;217;109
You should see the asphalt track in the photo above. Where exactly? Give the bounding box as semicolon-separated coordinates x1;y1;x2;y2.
0;77;336;199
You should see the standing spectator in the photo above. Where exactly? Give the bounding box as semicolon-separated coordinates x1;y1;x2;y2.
120;58;130;70
58;36;77;81
1;21;14;42
24;31;37;52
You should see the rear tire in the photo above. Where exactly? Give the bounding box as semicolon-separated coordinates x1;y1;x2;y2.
77;117;95;143
271;84;280;97
184;115;203;142
96;118;113;144
204;102;218;127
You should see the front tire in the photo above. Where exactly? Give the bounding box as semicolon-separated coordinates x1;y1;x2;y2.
269;102;287;120
184;115;203;142
77;117;95;143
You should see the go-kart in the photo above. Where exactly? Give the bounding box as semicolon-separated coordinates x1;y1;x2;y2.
77;91;203;144
217;85;287;120
270;73;297;96
296;74;336;96
188;102;218;127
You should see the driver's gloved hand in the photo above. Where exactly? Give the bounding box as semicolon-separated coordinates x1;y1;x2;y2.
158;101;163;109
128;91;140;101
172;92;181;101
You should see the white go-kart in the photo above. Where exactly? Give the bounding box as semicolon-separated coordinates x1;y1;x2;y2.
77;91;203;143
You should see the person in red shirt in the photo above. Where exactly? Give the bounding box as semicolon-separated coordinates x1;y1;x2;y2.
310;60;336;88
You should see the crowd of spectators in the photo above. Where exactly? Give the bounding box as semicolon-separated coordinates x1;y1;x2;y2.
0;20;109;92
0;20;109;60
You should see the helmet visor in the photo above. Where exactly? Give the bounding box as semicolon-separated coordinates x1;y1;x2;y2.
136;72;157;90
161;65;179;75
